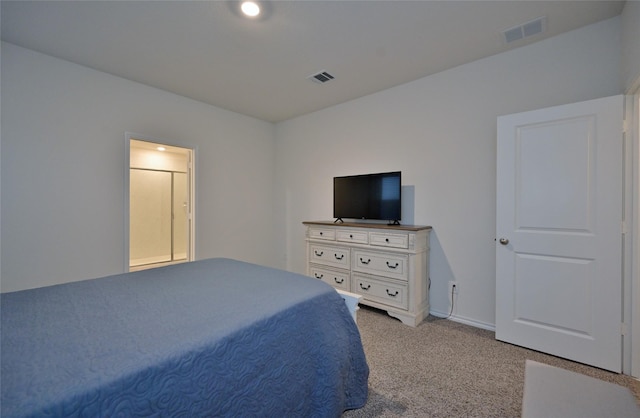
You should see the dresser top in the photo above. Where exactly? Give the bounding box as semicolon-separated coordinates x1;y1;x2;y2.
303;220;432;232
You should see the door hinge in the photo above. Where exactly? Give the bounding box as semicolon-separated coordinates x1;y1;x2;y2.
621;221;628;234
621;323;628;336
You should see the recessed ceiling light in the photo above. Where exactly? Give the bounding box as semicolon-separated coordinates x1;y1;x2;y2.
241;1;260;17
157;147;166;152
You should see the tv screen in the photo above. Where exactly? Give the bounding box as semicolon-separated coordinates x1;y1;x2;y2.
333;171;401;223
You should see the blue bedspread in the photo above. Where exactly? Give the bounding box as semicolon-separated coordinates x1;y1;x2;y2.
1;258;368;417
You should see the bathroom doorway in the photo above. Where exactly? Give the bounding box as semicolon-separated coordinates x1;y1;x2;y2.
128;137;194;270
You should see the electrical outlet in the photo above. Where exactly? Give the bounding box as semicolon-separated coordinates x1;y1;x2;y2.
448;281;459;295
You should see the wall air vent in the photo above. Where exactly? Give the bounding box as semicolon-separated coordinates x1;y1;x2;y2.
502;16;546;44
307;71;335;84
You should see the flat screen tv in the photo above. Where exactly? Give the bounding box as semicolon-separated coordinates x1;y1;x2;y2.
333;171;401;224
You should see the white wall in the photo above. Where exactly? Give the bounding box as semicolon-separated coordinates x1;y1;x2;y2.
1;42;277;292
622;1;640;93
274;17;622;328
0;15;629;327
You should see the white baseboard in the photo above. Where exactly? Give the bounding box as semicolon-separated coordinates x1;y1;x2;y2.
430;309;496;332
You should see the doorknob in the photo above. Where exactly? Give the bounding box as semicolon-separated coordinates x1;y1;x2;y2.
499;238;509;245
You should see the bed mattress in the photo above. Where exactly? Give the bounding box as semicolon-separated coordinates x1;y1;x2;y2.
1;258;368;417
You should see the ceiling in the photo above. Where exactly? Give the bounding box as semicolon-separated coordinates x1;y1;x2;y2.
1;1;625;122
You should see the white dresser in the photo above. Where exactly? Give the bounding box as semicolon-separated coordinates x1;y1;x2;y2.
304;221;431;327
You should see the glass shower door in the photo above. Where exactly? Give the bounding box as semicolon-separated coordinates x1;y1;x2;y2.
129;169;173;266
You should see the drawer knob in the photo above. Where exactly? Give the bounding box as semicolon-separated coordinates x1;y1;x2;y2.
320;232;323;235
360;258;371;265
314;250;324;257
350;234;353;238
385;238;390;242
386;261;399;269
334;277;344;284
359;283;371;291
334;254;344;260
386;289;399;297
314;273;323;279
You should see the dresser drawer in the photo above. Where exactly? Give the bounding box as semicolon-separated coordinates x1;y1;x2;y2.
309;265;350;291
353;273;408;310
308;227;336;241
336;229;369;245
370;232;409;249
309;244;350;269
353;249;408;281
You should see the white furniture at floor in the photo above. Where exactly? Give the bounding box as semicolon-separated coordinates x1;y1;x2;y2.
304;221;431;327
521;360;640;418
336;289;362;322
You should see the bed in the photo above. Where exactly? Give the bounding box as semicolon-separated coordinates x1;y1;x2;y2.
1;258;369;417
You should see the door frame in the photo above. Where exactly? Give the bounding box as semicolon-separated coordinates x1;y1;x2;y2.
124;132;196;272
630;90;640;379
623;94;636;377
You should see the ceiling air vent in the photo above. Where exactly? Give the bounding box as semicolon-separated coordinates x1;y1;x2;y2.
502;16;546;44
308;71;335;84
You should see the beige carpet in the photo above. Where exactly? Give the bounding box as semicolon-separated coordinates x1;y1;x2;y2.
343;306;640;418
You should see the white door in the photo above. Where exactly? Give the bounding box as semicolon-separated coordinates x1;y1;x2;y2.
496;95;623;372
